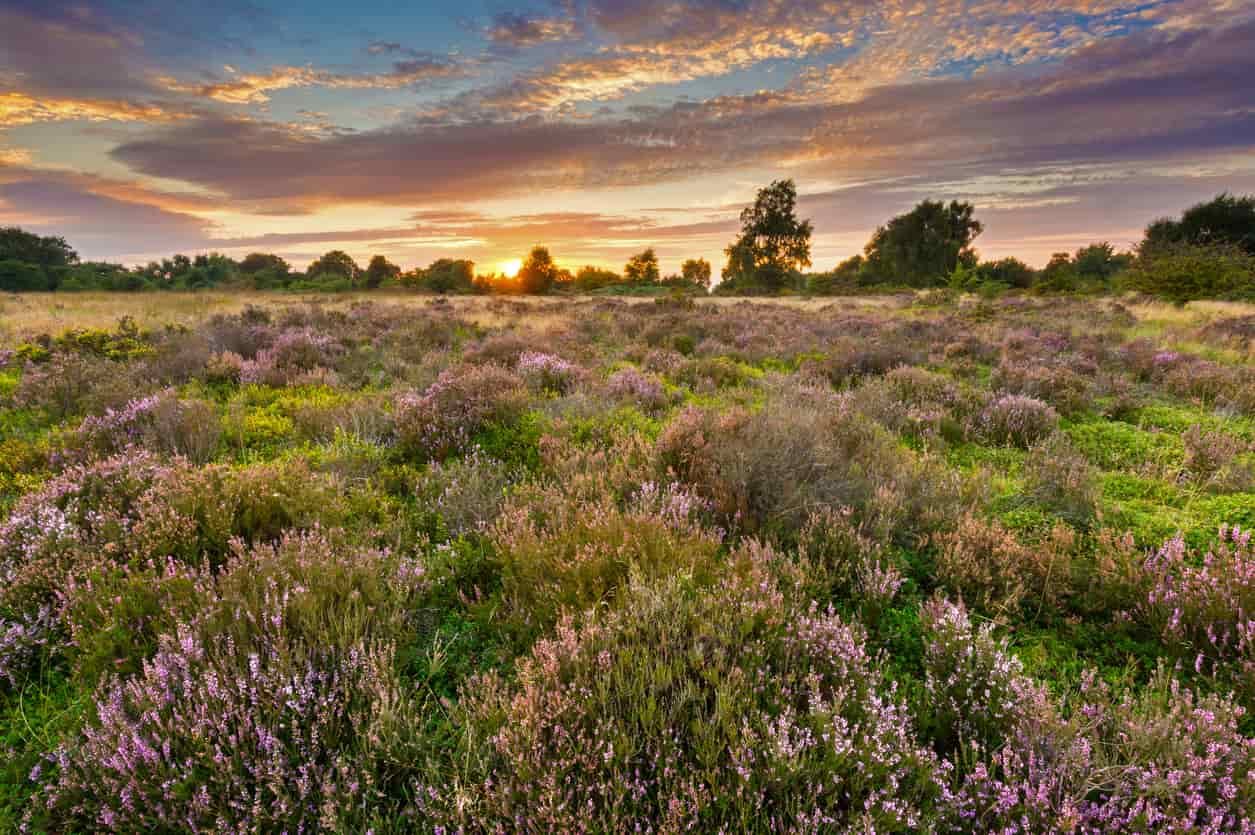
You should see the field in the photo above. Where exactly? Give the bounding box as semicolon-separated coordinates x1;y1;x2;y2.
2;291;1255;832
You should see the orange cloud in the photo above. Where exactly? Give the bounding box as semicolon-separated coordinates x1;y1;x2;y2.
0;91;176;127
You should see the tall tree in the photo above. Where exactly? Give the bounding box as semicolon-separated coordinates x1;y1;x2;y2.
862;200;982;287
517;246;559;294
364;255;401;288
624;248;660;283
680;257;712;290
239;253;290;276
0;227;78;268
1144;193;1255;256
307;250;361;282
721;180;812;291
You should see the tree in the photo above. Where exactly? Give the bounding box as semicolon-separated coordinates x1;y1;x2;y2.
1144;193;1255;256
1123;242;1255;305
516;246;559;294
680;258;712;290
0;259;50;292
978;257;1035;289
1073;242;1131;284
364;255;401;288
807;255;863;295
721;180;812;292
307;250;361;282
1035;252;1077;293
0;227;78;268
239;253;290;276
624;248;660;283
405;258;475;293
861;200;982;287
574;265;620;291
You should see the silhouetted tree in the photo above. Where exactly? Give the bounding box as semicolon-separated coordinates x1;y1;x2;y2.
239;253;290;276
517;246;559;294
364;255;401;288
624;248;660;283
721;180;812;292
862;200;982;287
307;250;361;282
0;227;78;268
1144;193;1255;256
680;258;712;290
574;265;620;291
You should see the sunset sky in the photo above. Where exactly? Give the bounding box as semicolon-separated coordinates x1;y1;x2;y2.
1;0;1253;275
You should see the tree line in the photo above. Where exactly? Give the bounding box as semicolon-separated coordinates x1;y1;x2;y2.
3;186;1253;304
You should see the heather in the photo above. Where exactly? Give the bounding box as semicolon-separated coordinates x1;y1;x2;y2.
1;293;1254;832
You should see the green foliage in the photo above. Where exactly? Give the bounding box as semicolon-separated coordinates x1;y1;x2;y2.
1122;242;1255;304
0;260;49;292
1145;192;1255;257
680;257;712;290
0;227;77;269
623;248;660;283
403;258;476;293
862;200;982;287
364;254;401;288
306;249;361;284
721;179;812;292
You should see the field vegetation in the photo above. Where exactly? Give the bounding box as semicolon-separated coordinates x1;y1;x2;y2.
1;288;1254;832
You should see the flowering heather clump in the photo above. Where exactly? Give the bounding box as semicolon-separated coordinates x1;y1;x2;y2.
36;531;427;833
943;670;1255;833
975;393;1059;447
516;350;581;393
488;482;723;642
239;326;342;387
417;445;522;537
919;597;1051;756
1141;526;1255;693
68;388;221;463
0;604;54;688
394;363;527;460
991;360;1092;416
1182;423;1251;488
435;573;945;832
605;366;671;412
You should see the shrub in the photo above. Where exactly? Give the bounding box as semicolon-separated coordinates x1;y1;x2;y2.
394;364;527;460
66;389;221;463
1182;424;1251;488
975;394;1058;447
516;351;581;394
942;669;1255;833
35;531;427;833
1022;432;1100;529
1140;526;1255;695
919;597;1051;757
435;572;944;831
991;361;1091;416
1123;242;1255;304
488;480;722;643
605;366;672;413
935;514;1075;616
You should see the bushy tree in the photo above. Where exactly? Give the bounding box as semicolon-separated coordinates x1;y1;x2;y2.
1123;242;1255;305
624;248;660;283
721;179;812;292
307;250;361;283
1073;242;1131;283
1145;193;1255;256
1035;252;1077;293
862;200;982;287
573;265;621;291
517;246;559;294
807;254;864;295
239;253;290;276
364;255;401;288
404;258;475;293
0;259;50;292
680;258;712;290
0;227;78;268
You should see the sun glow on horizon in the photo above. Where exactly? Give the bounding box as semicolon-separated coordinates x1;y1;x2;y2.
500;258;522;277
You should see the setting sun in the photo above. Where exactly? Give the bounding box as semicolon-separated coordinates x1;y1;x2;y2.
500;258;522;277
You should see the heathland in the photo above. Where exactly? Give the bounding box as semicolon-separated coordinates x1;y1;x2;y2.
1;291;1254;832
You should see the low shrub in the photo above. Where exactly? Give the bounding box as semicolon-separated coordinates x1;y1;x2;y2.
434;572;944;831
394;364;527;460
975;393;1059;448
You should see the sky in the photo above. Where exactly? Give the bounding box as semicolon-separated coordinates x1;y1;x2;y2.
1;0;1253;276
